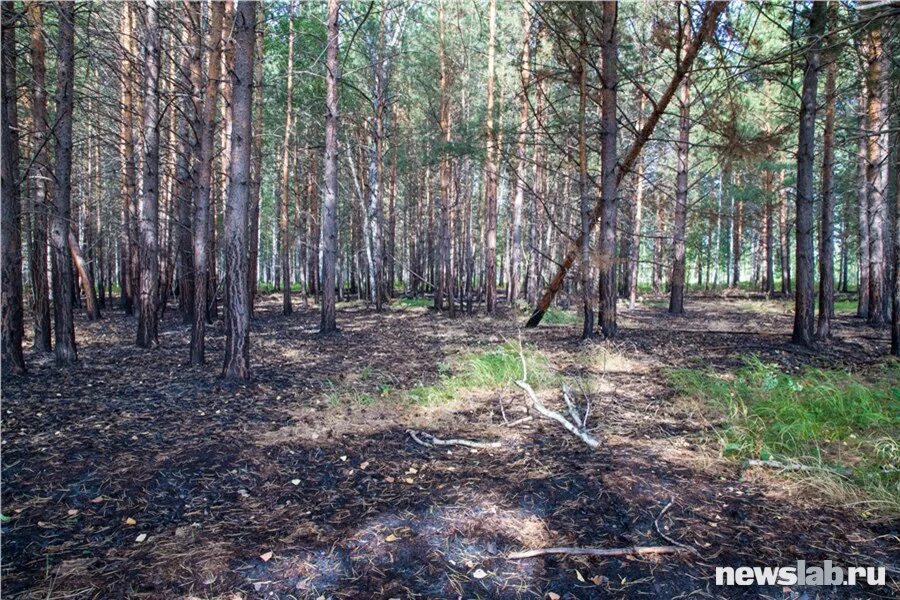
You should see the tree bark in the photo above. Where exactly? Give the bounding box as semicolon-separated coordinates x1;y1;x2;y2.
864;24;887;327
119;3;137;316
1;2;26;374
68;230;100;320
436;0;454;315
669;3;690;316
778;169;791;294
527;0;726;328
249;17;265;316
597;0;619;337
279;0;296;315
137;0;161;348
817;6;837;339
792;0;825;347
223;0;256;379
25;0;52;352
50;1;78;365
483;0;498;314
577;10;593;339
320;0;340;333
509;8;533;305
190;0;224;364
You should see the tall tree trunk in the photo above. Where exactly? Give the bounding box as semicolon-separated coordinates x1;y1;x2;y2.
527;0;726;328
137;0;161;348
249;18;265;316
26;0;52;352
817;6;837;339
280;0;296;315
628;95;647;309
669;4;690;316
792;0;825;347
509;8;533;305
732;197;743;286
436;0;454;315
864;24;887;327
119;3;137;315
483;0;498;314
176;2;201;325
778;169;791;294
1;2;26;374
597;0;619;337
223;0;255;379
320;0;340;333
577;13;593;339
68;230;100;320
190;0;224;364
50;1;78;365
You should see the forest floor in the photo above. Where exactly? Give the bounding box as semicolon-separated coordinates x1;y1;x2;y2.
2;293;898;599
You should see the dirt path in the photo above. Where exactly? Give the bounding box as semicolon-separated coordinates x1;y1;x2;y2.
2;296;897;599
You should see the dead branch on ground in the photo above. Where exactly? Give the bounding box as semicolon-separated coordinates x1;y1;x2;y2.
407;429;502;449
507;545;683;559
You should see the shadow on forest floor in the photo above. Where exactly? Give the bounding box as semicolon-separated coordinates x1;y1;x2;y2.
2;294;897;599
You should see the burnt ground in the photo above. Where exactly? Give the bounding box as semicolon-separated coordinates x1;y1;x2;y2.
2;293;898;599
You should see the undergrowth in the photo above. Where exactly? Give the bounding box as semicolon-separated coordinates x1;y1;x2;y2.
670;358;900;515
407;342;557;404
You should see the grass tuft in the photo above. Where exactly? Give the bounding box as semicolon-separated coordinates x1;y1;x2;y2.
407;342;556;404
670;358;900;514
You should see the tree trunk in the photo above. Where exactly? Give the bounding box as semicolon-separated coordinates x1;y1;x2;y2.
1;2;26;374
792;0;825;347
509;9;533;305
628;95;647;309
817;7;837;339
68;230;100;320
190;0;224;364
50;1;78;365
778;169;791;294
436;0;454;315
597;0;619;337
25;0;52;353
669;4;690;316
137;0;161;348
483;0;498;314
320;0;340;333
864;24;887;327
576;14;593;339
526;0;726;328
249;20;265;316
119;3;137;315
280;0;296;315
223;0;256;379
732;197;743;286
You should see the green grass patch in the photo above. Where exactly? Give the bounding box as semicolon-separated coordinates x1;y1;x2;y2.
670;358;900;513
395;296;432;309
540;306;580;325
407;342;557;404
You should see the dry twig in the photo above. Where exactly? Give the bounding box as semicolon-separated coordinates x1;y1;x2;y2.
507;545;683;559
407;429;502;449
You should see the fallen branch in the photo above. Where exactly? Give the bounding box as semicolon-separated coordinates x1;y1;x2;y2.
653;498;702;558
506;415;533;427
742;459;851;477
507;545;683;559
515;336;599;448
407;429;501;449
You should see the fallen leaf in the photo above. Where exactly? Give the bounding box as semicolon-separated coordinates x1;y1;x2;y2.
404;477;415;484
591;575;608;585
260;551;273;562
472;568;488;579
135;533;147;543
385;533;399;542
547;593;560;600
575;569;585;582
339;455;347;462
124;517;137;526
384;476;395;483
67;509;79;516
291;479;301;486
406;467;418;474
90;496;104;503
360;461;369;470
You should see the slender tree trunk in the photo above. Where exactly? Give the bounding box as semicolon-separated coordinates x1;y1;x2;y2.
577;14;593;339
732;197;743;286
436;0;454;315
279;0;296;315
320;0;340;333
482;0;498;314
249;18;265;316
190;0;224;364
26;0;52;352
176;3;200;325
778;169;791;294
509;9;533;305
817;9;837;339
527;0;726;328
68;230;100;320
137;0;161;348
864;24;887;327
50;2;78;365
597;0;619;337
1;2;26;374
223;0;255;379
669;5;690;316
119;3;137;315
628;96;647;309
792;0;825;347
